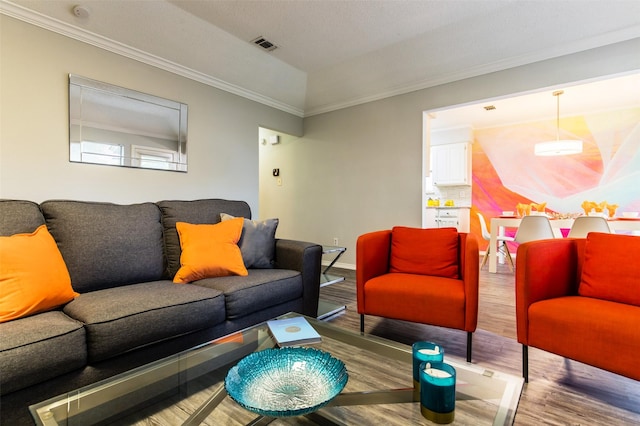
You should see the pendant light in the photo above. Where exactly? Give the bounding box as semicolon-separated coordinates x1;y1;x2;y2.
534;90;583;156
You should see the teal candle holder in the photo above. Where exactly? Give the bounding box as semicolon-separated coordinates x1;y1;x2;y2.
419;361;456;424
412;342;444;391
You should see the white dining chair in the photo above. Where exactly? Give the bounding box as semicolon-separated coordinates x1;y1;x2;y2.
514;215;556;244
567;216;612;238
477;212;514;271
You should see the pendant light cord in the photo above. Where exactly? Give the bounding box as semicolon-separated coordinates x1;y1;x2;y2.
553;90;563;142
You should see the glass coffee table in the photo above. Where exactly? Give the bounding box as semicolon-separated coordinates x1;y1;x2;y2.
30;313;523;425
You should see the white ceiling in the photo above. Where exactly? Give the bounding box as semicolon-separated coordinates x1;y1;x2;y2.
3;0;640;120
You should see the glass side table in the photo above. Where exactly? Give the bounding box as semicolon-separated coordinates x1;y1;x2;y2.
317;245;347;320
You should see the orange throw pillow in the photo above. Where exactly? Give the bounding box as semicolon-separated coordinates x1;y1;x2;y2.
173;219;248;283
578;232;640;306
0;225;78;323
389;227;459;279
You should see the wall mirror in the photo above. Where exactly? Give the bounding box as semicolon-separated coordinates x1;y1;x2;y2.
69;74;188;172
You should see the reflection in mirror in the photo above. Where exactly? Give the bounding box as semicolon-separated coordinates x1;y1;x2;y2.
69;75;188;172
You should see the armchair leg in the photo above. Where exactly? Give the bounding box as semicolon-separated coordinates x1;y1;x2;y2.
523;345;529;383
466;332;473;362
360;315;364;334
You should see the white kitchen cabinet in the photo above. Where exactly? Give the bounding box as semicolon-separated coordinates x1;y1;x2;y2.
431;142;471;186
437;207;470;232
424;207;437;228
424;207;470;232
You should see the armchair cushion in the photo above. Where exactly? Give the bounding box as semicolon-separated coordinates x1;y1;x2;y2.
578;233;640;307
527;296;640;381
389;227;459;279
364;273;466;329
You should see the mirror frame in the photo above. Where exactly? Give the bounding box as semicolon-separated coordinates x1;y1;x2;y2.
69;74;188;172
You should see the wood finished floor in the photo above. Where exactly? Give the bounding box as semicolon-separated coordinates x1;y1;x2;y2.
320;265;640;426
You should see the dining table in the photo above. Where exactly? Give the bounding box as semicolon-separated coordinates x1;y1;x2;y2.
487;216;640;273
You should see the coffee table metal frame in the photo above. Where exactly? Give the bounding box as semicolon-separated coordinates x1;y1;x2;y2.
317;245;347;319
30;313;523;425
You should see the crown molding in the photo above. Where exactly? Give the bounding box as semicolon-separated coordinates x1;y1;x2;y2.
0;1;304;117
303;29;640;117
4;1;638;119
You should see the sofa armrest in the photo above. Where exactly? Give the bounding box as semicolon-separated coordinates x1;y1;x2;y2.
515;238;581;344
459;233;479;332
356;230;391;314
274;239;322;317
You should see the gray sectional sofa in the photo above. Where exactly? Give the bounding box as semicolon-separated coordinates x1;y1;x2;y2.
0;198;322;425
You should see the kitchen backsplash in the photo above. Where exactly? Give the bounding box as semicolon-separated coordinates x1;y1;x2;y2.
429;185;472;207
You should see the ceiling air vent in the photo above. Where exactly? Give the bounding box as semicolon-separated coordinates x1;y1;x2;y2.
251;36;278;52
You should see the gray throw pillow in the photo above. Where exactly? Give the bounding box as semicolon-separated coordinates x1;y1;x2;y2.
220;213;279;269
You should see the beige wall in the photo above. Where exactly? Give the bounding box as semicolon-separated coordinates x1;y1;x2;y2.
0;16;302;214
2;15;638;268
258;95;422;249
259;39;640;267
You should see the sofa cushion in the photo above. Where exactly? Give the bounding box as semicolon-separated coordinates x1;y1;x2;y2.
1;225;78;323
174;219;248;283
0;199;45;236
389;227;459;279
578;232;640;306
63;281;226;362
0;311;86;395
194;269;302;319
41;200;165;293
157;199;252;279
221;213;279;269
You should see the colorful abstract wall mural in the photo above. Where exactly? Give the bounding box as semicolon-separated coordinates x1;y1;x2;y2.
470;107;640;248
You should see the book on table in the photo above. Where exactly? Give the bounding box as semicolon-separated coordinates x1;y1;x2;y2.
266;316;322;347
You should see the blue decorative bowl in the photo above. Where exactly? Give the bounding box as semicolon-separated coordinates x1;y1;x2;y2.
225;347;348;417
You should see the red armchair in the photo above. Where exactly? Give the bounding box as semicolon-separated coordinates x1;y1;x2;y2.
516;233;640;382
356;227;479;362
